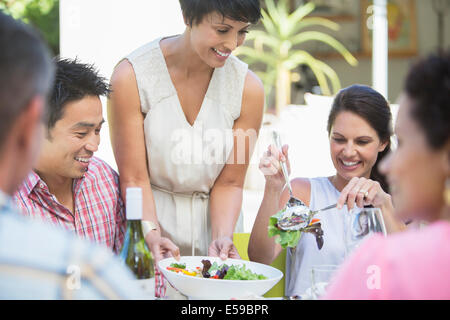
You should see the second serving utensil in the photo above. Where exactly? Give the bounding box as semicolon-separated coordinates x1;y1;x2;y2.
277;203;337;231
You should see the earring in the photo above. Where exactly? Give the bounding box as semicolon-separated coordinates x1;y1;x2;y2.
445;177;450;206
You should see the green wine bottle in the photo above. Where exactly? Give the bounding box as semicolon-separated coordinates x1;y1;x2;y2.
120;187;154;279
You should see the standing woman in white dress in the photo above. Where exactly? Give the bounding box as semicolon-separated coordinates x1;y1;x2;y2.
108;0;264;296
249;85;407;297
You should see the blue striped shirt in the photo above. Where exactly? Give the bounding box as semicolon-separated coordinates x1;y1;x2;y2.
0;190;143;299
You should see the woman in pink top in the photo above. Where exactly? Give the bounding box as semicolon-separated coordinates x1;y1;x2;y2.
324;52;450;299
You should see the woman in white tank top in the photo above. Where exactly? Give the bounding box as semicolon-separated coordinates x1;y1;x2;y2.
249;85;407;296
108;1;264;297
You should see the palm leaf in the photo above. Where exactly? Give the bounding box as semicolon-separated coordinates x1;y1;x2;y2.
291;31;358;66
235;46;279;66
313;59;341;94
278;0;291;38
308;61;331;95
260;9;278;36
237;0;358;112
292;17;340;34
287;51;331;95
246;30;280;50
264;0;281;29
285;1;316;33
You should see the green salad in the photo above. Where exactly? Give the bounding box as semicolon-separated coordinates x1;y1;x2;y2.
166;259;267;280
268;208;302;249
210;261;267;280
268;208;324;250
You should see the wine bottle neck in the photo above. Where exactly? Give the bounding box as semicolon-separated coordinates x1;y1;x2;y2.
127;220;144;239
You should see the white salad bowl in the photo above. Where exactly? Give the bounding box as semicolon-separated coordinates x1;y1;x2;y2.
158;256;283;300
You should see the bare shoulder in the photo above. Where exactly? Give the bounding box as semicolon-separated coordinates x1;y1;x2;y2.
108;59;140;113
240;70;265;117
291;177;312;206
110;59;136;87
243;70;264;100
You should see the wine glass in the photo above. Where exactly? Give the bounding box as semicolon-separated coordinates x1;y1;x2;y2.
345;207;387;254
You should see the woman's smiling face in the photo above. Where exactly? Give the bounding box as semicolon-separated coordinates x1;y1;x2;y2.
329;111;388;185
188;12;250;68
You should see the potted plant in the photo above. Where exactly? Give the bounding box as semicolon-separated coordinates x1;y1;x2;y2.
236;0;358;115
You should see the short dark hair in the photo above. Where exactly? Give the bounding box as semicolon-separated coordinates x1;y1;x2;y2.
404;51;450;150
179;0;262;26
0;11;54;150
47;58;110;131
327;84;393;192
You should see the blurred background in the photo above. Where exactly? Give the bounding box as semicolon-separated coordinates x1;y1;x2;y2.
2;0;449;231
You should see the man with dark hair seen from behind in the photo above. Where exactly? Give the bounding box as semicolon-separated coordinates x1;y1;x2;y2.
0;11;142;299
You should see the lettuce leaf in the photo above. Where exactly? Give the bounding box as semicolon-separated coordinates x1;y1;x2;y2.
223;264;267;280
170;262;186;269
268;209;302;249
202;260;267;280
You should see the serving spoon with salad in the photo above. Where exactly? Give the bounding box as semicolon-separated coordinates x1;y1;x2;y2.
271;131;349;249
272;131;337;232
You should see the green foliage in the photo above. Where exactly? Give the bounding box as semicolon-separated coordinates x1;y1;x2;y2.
0;0;59;55
236;0;358;113
268;208;302;249
223;264;267;280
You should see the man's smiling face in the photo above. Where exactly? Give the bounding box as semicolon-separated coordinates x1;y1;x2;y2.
36;95;104;179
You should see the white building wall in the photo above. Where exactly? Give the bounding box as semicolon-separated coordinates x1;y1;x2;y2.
60;0;185;170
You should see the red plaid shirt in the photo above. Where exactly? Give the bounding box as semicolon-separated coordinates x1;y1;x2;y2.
14;157;126;254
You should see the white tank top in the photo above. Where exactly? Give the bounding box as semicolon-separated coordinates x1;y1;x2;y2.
285;177;351;296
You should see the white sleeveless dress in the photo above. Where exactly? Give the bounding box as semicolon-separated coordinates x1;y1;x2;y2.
285;177;356;296
126;37;248;257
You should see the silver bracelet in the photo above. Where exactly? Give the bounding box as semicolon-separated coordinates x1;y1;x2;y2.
141;220;158;238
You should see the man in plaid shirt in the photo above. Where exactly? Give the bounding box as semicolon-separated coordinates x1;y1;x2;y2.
14;58;126;254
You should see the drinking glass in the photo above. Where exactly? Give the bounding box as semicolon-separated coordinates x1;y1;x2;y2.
345;207;387;254
309;264;339;299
